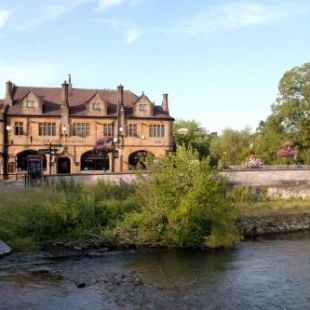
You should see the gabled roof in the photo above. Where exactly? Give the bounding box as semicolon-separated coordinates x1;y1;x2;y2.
3;85;173;119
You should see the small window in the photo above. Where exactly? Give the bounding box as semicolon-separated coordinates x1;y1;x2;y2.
72;123;90;137
103;124;113;136
139;104;147;111
93;102;100;110
14;122;24;135
26;100;35;108
128;124;137;137
149;124;165;137
39;123;56;136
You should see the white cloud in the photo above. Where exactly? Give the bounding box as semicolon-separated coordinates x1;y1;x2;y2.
0;10;11;29
124;28;141;44
160;1;310;36
96;0;144;10
97;0;126;10
4;0;90;30
211;2;273;29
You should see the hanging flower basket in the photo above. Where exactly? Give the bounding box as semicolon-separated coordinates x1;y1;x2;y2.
93;136;114;152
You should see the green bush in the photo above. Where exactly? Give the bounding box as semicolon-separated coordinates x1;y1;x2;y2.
116;146;241;248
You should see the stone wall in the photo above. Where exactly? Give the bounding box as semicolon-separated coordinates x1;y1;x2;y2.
222;168;310;198
238;213;310;238
22;167;310;199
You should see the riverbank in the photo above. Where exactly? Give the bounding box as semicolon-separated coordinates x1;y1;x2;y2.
2;213;310;257
238;213;310;238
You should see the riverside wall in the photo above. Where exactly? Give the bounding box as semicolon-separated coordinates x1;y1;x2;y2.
222;167;310;198
40;167;310;199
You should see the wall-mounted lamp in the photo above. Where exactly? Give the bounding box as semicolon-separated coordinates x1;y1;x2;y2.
6;126;11;131
62;125;68;135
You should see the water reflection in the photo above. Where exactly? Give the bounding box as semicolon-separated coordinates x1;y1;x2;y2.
1;232;310;310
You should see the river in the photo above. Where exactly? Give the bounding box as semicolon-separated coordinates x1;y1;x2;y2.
1;232;310;310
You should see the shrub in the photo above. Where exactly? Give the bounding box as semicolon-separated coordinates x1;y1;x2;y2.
117;146;241;248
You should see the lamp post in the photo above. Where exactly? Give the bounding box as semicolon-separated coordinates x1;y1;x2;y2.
62;125;69;149
3;125;11;180
39;143;63;174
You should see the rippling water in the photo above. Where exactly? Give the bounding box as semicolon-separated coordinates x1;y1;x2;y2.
1;232;310;310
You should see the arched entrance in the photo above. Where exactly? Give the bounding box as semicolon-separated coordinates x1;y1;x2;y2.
57;157;71;174
17;150;47;172
128;150;154;170
81;150;110;171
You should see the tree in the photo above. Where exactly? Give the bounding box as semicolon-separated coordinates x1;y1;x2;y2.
173;119;213;160
209;127;253;166
117;146;241;248
255;62;310;163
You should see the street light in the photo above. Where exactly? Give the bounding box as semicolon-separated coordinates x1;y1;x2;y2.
3;125;11;180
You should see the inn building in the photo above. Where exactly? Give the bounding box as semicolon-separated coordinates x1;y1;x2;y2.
0;76;175;179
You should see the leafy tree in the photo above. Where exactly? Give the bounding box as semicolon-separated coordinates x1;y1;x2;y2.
173;119;214;160
117;146;241;248
209;127;253;166
255;62;310;164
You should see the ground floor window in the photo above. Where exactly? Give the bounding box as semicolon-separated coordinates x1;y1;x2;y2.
128;150;154;170
81;151;110;171
16;150;47;171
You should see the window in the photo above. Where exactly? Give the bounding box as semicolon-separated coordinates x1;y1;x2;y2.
26;100;35;108
103;123;113;136
72;123;90;137
149;124;165;137
14;122;24;135
128;124;137;137
39;123;56;136
139;104;147;111
93;102;100;110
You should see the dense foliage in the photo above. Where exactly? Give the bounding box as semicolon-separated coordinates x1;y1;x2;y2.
173;119;214;161
0;148;241;251
255;62;310;164
209;127;253;166
116;146;240;248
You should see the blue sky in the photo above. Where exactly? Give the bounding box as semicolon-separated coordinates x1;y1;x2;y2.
0;0;310;134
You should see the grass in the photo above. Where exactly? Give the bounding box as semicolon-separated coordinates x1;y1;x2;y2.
0;180;139;251
1;181;310;251
236;199;310;217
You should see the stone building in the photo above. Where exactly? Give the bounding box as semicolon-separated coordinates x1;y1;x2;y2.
0;76;175;178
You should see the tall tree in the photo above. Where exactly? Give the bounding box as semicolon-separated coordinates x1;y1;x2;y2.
255;62;310;163
209;127;253;166
173;119;213;159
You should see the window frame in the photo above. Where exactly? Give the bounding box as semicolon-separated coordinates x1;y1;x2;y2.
128;124;137;137
149;124;165;137
72;123;90;137
38;122;56;136
103;123;113;136
14;122;24;135
92;102;101;110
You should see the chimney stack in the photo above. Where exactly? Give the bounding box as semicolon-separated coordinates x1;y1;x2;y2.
162;93;169;113
68;74;72;90
61;81;69;105
5;81;13;99
117;84;124;106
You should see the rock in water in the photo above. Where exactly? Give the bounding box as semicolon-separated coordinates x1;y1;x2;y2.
0;239;11;256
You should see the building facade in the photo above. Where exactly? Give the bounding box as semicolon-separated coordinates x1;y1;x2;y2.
0;76;175;178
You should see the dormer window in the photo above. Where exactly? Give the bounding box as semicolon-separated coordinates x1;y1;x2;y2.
139;104;147;111
93;102;100;110
26;100;35;108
